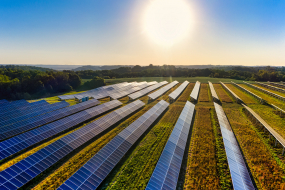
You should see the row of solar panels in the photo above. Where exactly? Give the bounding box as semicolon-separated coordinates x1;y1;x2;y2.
128;81;168;100
256;81;285;93
146;101;195;190
58;100;169;190
268;82;285;89
214;103;255;190
0;100;146;189
58;82;128;100
58;81;152;101
244;81;285;101
231;82;266;104
168;81;189;101
0;101;69;128
0;99;123;160
190;81;200;101
208;81;219;103
220;82;243;104
148;81;179;100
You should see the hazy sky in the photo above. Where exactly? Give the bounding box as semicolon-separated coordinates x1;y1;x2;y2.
0;0;284;66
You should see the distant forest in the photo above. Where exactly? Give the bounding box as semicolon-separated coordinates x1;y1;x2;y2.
76;64;285;82
1;65;285;100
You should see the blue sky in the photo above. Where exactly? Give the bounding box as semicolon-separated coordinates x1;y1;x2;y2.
0;0;284;66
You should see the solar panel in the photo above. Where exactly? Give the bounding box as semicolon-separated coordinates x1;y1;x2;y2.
168;81;189;102
268;82;285;89
148;81;179;100
0;100;50;122
213;102;255;190
0;100;145;189
0;101;70;128
58;82;129;100
231;82;266;104
109;82;153;100
189;81;201;101
209;81;219;102
58;100;169;190
0;99;121;160
0;99;8;105
0;100;29;113
146;101;195;190
220;82;243;104
244;81;285;102
128;81;165;100
256;82;285;93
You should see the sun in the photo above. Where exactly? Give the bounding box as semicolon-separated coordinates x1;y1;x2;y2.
143;0;193;47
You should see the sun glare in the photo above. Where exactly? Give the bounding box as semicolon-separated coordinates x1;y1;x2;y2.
143;0;193;47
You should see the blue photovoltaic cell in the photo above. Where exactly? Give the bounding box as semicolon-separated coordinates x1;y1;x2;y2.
190;81;201;101
148;81;179;100
146;101;195;190
0;101;71;140
0;100;144;189
58;100;169;190
168;81;189;101
214;102;255;190
0;99;119;160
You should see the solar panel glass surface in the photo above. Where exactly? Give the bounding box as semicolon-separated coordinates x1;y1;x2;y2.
213;102;255;190
0;100;145;189
189;81;201;101
58;100;168;190
148;81;179;100
168;81;189;100
146;101;195;190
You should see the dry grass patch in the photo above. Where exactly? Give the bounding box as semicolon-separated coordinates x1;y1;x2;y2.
213;84;233;103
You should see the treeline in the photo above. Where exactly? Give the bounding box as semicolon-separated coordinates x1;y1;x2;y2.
0;68;81;100
76;64;285;82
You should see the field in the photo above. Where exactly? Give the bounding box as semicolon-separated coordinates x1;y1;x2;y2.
213;84;234;103
183;107;220;189
198;84;209;102
1;79;285;190
105;77;246;84
224;106;285;189
254;84;285;97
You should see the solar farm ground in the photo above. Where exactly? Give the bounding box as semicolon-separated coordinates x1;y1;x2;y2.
1;81;285;189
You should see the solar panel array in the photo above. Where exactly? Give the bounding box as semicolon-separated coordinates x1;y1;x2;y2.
0;101;66;128
0;101;71;141
208;81;220;102
231;82;266;104
0;100;49;121
0;100;144;189
0;99;8;105
220;82;243;104
256;81;285;93
214;102;255;190
128;81;165;100
146;101;195;190
0;100;29;114
110;82;155;100
242;103;285;149
58;100;169;190
268;82;285;89
168;81;189;101
148;81;179;100
58;82;129;100
189;81;201;101
244;81;285;102
0;99;121;160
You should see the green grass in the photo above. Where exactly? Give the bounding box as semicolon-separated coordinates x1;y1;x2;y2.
105;77;247;84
